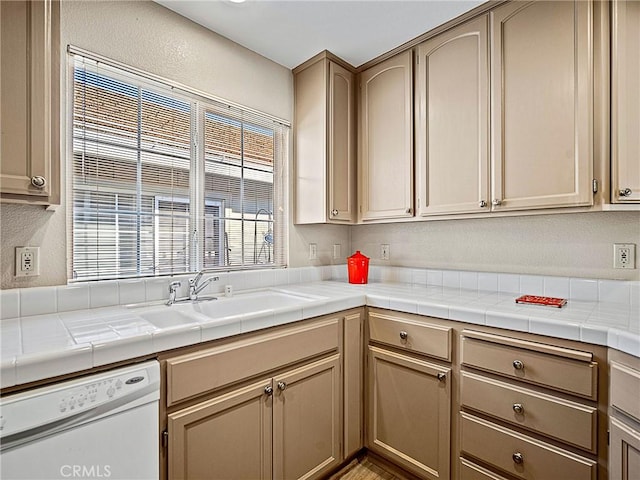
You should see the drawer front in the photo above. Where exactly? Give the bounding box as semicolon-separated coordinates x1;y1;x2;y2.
460;412;597;480
166;317;340;406
369;311;452;360
461;371;597;452
460;458;510;480
610;361;640;422
461;336;597;399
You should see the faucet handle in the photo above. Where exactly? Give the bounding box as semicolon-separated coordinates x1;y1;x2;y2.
189;271;204;286
169;280;181;291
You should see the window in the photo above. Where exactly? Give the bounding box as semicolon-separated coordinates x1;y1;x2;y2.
70;53;288;281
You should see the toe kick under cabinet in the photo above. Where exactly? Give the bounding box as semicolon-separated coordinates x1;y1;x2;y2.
159;311;362;480
459;329;607;480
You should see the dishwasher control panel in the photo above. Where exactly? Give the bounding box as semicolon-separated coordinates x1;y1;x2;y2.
0;360;159;440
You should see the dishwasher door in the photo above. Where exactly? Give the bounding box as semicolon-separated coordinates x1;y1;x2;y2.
0;360;160;480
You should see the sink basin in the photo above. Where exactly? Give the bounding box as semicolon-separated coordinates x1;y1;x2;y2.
133;305;201;329
178;290;322;319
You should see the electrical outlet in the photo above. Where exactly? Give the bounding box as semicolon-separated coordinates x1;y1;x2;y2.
381;244;390;261
614;243;636;269
309;243;317;260
332;244;341;260
15;246;40;277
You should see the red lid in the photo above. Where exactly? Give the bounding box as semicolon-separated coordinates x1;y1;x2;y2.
347;250;369;261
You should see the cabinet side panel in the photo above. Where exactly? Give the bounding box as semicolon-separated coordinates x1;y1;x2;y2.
295;60;327;224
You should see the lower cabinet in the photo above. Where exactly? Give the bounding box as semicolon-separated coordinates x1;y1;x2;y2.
168;354;342;480
609;350;640;479
366;345;451;480
610;417;640;480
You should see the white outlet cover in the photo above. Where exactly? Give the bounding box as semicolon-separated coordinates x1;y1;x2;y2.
614;243;636;269
309;243;317;260
15;246;40;277
332;244;341;259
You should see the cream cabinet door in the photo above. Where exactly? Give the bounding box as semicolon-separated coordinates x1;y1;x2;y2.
294;55;355;224
610;417;640;480
0;0;57;200
416;15;489;216
367;346;451;480
328;61;356;222
359;50;413;221
167;380;273;480
490;1;593;211
273;354;342;480
612;0;640;203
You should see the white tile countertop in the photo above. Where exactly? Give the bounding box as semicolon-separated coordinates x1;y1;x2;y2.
1;266;638;389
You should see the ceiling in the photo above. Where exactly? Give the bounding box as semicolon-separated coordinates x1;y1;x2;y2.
155;0;486;69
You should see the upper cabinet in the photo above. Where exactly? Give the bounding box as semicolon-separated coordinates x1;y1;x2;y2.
358;50;414;221
416;15;489;216
611;0;640;203
0;0;60;206
294;52;356;224
490;0;593;211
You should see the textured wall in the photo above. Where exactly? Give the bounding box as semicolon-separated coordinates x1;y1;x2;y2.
352;211;640;281
1;0;294;289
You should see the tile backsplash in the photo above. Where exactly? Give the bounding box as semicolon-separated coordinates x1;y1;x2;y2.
0;265;638;320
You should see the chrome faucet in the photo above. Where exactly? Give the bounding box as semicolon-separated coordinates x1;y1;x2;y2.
166;281;182;306
189;271;219;301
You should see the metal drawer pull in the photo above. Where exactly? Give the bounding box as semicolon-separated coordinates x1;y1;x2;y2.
277;381;287;391
512;403;524;414
492;199;502;206
264;385;273;396
620;188;632;197
331;209;338;216
513;360;524;370
399;331;408;340
512;452;524;465
31;176;46;189
437;373;446;381
479;200;487;208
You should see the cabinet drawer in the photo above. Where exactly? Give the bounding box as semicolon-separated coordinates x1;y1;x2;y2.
610;361;640;422
460;458;510;480
461;371;597;452
461;331;597;399
166;317;340;406
460;412;597;480
369;311;451;361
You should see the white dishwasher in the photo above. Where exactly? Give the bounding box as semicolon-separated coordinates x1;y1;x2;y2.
0;360;160;480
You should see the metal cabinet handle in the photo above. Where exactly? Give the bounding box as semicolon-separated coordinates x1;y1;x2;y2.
405;208;412;214
399;331;408;340
264;385;273;396
331;209;338;216
620;188;632;197
513;403;524;414
31;176;46;189
277;381;287;391
513;360;524;370
437;373;446;381
479;200;487;208
512;452;524;465
492;199;502;206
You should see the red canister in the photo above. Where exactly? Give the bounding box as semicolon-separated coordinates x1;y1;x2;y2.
347;251;370;284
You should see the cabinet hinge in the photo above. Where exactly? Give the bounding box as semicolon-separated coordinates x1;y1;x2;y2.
162;429;169;448
593;179;598;194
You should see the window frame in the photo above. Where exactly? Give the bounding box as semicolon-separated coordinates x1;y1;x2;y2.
67;47;289;282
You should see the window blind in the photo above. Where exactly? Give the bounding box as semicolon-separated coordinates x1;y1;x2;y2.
70;53;288;281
